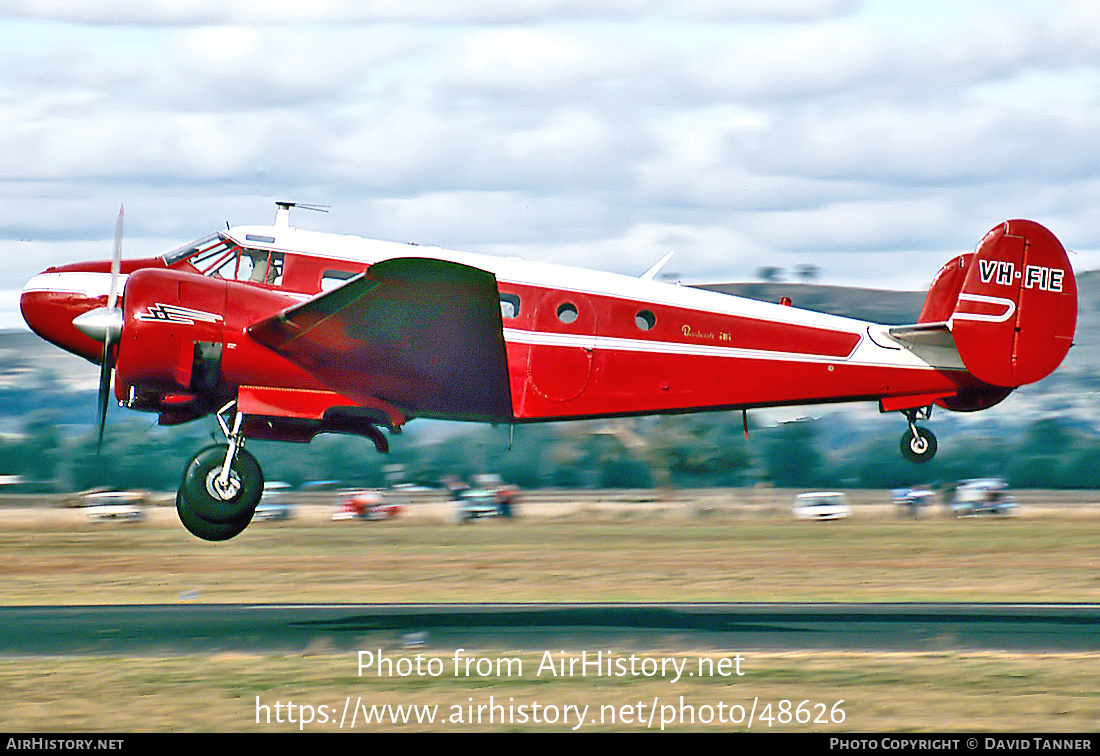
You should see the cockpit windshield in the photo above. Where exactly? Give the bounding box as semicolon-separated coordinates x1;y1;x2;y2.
163;234;226;266
163;233;284;286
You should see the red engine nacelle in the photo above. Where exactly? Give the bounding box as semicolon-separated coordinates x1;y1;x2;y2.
115;269;229;415
115;269;326;422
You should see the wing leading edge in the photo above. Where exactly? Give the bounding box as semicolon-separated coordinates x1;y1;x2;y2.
248;257;513;421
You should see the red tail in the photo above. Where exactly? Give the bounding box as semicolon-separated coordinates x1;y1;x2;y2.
921;220;1077;388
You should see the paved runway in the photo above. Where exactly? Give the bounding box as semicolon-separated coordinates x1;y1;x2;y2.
0;603;1097;654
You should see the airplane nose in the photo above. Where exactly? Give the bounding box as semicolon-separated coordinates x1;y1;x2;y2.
20;269;122;363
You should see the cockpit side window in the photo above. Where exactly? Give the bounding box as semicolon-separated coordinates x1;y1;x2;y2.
193;243;239;278
172;235;238;277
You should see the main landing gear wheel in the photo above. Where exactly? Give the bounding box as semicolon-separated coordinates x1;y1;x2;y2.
176;488;255;542
177;444;263;541
900;426;937;464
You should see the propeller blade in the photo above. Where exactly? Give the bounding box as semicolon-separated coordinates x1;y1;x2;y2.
108;204;123;311
97;203;124;453
96;334;114;453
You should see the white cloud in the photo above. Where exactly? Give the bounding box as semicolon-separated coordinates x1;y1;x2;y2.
2;0;860;25
0;102;285;181
689;22;895;102
742;103;1100;186
441;28;628;96
740;197;960;253
479;221;771;280
359;191;614;248
3;0;1100;309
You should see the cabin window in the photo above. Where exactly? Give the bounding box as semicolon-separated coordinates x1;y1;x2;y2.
556;302;579;324
237;251;258;281
239;249;284;285
267;252;285;285
321;270;358;292
499;293;521;319
635;310;656;331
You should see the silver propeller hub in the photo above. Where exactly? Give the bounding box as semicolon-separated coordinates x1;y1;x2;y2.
73;306;123;343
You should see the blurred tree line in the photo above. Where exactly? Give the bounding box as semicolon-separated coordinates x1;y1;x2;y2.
0;409;1096;492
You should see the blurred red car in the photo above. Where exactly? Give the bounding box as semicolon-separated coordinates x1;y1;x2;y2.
332;490;401;521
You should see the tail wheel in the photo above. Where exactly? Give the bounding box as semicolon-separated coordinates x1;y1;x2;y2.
900;426;937;463
176;490;254;542
180;444;263;527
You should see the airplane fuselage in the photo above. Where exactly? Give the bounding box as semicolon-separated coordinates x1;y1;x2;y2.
19;211;1077;540
20;220;987;432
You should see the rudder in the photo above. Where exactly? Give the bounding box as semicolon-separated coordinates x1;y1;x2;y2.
949;220;1077;388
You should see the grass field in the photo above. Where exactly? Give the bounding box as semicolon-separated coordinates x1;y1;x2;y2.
2;491;1100;604
4;651;1098;732
2;491;1099;731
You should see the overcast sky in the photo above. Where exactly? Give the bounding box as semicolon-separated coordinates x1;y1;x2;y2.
3;0;1100;328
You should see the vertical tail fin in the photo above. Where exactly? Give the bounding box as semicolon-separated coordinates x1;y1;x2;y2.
945;220;1076;388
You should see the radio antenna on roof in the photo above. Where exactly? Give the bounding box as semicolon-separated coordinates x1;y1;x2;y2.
274;201;330;228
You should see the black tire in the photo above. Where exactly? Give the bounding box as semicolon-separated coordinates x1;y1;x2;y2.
176;489;254;542
181;445;263;524
900;426;937;463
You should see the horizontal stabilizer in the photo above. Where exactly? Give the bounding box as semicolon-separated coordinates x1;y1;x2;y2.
887;321;954;351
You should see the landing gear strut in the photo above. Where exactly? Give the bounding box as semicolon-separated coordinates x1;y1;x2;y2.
177;402;264;541
899;406;937;464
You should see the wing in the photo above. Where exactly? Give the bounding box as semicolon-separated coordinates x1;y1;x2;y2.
248;257;513;421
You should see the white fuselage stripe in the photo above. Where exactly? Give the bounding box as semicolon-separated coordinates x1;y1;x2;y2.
502;327;949;370
22;272;128;299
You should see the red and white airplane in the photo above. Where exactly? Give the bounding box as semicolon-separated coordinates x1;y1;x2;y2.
20;204;1077;540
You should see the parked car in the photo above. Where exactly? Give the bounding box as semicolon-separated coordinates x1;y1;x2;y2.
333;490;401;521
948;479;1016;517
80;489;146;522
254;481;295;521
893;487;936;518
450;486;519;523
450;488;501;523
792;492;851;521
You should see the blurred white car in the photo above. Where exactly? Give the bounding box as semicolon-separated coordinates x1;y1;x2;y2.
81;490;146;522
254;481;295;521
893;487;936;518
449;486;519;523
792;492;851;521
950;478;1016;517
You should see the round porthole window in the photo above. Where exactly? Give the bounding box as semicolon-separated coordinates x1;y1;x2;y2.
635;310;656;331
557;302;579;324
